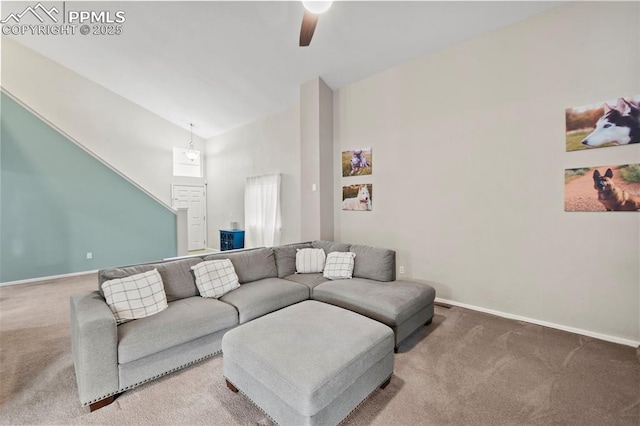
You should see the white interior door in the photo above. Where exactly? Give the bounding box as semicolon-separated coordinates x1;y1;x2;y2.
172;184;206;251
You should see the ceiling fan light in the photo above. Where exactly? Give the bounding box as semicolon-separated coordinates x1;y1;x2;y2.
302;1;332;15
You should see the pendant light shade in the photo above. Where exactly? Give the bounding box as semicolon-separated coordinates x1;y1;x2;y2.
185;123;199;162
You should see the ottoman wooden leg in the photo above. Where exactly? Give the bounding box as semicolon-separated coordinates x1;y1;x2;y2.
226;380;239;393
425;317;433;326
380;378;391;389
89;395;116;412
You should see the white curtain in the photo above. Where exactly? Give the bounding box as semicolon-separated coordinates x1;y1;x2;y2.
244;174;281;248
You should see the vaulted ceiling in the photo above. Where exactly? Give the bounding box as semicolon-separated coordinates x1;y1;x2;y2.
5;1;562;138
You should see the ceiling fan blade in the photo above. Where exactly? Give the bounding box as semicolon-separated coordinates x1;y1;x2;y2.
299;10;318;47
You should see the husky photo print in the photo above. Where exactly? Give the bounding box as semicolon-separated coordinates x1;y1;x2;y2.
342;184;372;211
565;94;640;151
564;164;640;212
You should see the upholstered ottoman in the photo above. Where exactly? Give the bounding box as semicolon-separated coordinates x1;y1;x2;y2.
222;300;394;426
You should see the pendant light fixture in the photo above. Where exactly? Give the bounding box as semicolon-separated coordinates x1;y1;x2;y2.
185;123;199;162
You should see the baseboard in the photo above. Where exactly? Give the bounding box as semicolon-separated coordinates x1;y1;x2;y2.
0;270;99;287
435;297;640;348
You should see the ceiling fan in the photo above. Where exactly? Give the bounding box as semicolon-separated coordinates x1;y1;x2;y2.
299;1;333;47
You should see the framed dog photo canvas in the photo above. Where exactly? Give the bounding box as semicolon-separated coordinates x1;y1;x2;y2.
565;94;640;151
342;184;372;211
342;148;372;177
564;164;640;212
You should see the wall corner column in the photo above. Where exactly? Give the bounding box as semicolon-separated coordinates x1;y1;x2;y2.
300;77;334;241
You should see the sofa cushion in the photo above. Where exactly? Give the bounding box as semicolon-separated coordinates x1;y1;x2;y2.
102;269;168;324
191;259;240;298
219;278;309;324
205;248;277;284
295;248;326;273
350;244;396;282
282;273;329;292
156;258;203;301
323;252;356;280
117;296;238;364
313;278;435;327
312;240;351;254
273;242;312;278
98;257;203;302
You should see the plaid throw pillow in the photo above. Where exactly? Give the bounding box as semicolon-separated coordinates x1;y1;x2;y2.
323;252;356;280
101;269;168;325
296;248;326;273
191;259;240;298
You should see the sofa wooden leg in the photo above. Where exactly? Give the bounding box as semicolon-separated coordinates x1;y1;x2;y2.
425;317;433;326
380;378;391;389
89;395;115;412
394;346;399;353
226;380;239;393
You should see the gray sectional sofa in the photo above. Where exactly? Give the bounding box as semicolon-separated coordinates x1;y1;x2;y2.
70;240;436;411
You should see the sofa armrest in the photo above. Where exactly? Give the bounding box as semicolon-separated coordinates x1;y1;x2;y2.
70;291;119;406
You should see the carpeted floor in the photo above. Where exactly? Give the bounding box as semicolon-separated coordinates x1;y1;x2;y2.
0;274;638;425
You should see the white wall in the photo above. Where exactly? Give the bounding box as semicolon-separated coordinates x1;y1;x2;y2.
1;38;205;208
334;2;640;344
206;106;301;249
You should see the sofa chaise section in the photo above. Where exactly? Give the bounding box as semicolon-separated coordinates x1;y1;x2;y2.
277;241;436;351
313;278;436;351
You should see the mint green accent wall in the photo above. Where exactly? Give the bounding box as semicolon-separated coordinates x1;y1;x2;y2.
0;93;177;283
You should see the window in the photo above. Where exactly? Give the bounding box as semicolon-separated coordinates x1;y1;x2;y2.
173;147;202;178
